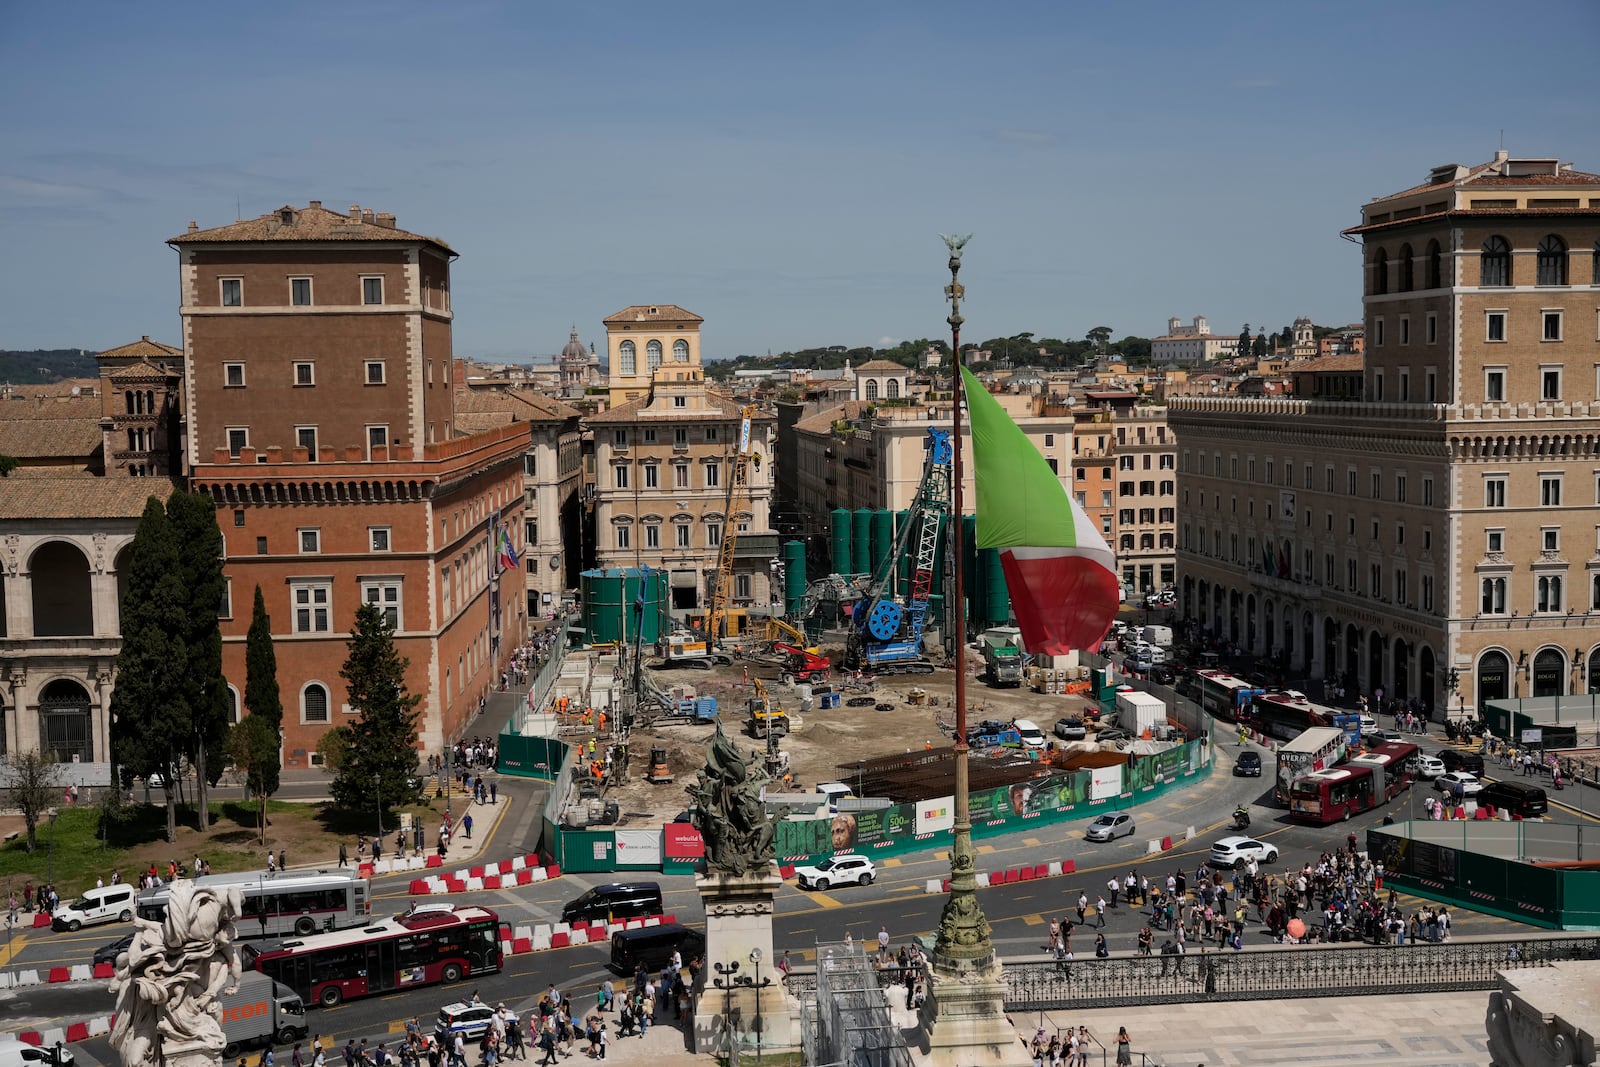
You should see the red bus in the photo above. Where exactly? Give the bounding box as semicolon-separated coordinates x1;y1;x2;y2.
1287;765;1380;824
249;904;502;1008
1247;691;1342;743
1350;740;1420;801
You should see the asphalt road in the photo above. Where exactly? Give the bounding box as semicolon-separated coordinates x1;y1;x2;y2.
18;731;1600;1067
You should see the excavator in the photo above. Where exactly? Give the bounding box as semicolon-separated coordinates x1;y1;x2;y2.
745;678;790;738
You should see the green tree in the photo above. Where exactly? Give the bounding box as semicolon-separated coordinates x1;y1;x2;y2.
110;497;190;842
242;585;283;795
1085;326;1113;353
0;454;18;477
1237;324;1251;360
167;490;229;830
225;715;280;844
1253;332;1269;359
3;749;62;852
325;602;422;824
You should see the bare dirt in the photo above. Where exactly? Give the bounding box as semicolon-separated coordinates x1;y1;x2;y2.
607;646;1086;824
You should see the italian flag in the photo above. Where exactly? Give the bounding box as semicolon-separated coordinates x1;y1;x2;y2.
962;365;1120;655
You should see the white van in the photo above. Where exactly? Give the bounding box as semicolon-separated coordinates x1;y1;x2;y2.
51;883;139;932
815;782;856;812
1140;625;1174;649
0;1038;76;1067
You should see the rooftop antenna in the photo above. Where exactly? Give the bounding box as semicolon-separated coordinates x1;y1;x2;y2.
1499;129;1504;150
236;195;241;221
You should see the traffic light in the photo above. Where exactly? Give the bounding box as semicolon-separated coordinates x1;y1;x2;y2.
1448;667;1460;692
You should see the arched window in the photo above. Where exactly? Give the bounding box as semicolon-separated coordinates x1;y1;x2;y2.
1371;248;1389;295
125;392;136;415
1536;234;1568;286
646;340;663;371
1398;243;1414;292
302;682;329;723
1426;239;1442;289
864;378;879;401
886;378;900;399
1477;649;1511;703
618;340;636;376
1481;236;1511;287
672;339;689;362
1537;574;1564;613
225;686;239;725
1480;577;1506;614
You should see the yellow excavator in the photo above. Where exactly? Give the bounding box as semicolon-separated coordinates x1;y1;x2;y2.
745;678;789;738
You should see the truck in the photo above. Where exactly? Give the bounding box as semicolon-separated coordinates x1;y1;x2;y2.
979;627;1025;688
655;629;733;670
1139;625;1174;649
220;972;307;1058
1114;688;1168;737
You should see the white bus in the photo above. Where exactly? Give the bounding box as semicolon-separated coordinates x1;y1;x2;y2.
137;870;370;938
1273;726;1348;803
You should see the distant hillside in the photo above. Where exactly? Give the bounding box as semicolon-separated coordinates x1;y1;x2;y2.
0;349;101;384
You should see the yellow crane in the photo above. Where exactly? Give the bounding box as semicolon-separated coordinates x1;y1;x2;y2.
707;405;759;643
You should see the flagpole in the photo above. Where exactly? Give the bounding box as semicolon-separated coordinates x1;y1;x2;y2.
932;233;995;977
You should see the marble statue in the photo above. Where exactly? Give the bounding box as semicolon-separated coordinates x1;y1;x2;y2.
689;721;775;875
110;880;244;1067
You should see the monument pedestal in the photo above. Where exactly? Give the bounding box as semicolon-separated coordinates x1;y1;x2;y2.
914;962;1033;1067
1487;960;1598;1067
693;863;801;1056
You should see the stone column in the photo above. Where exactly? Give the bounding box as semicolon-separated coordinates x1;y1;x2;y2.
693;863;800;1057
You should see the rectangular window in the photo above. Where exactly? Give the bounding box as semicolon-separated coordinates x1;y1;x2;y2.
673;428;688;448
361;579;402;629
1120;455;1134;471
1422;574;1433;611
615;526;631;550
226;427;248;457
675;524;690;549
1485;476;1507;507
1371;472;1381;500
614;430;628;447
224;362;245;387
1398;369;1410;401
1542;366;1562;400
614;464;629;489
1542;475;1563;506
705;463;720;488
673;464;689;489
1044;434;1055;447
1425;367;1438;402
706;523;722;547
1399;316;1410;346
1395;474;1407;503
1487;529;1505;553
298;528;320;554
291;581;332;633
705;426;719;442
641;429;656;444
256;536;268;555
1542;528;1559;552
643;465;659;489
219;577;233;620
1543;311;1563;341
361;276;383;304
365;361;386;385
1485;368;1506;402
366;424;389;457
1486;311;1506;342
524;519;537;545
233;509;245;528
296;426;317;456
294;361;314;386
1423;477;1434;506
1426;312;1437;345
220;278;242;306
644;525;660;549
290;277;312;306
523;453;538;477
369;527;391;552
1347;468;1357;495
1374;317;1384;347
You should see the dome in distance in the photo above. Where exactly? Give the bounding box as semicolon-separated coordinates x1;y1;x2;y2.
560;327;587;361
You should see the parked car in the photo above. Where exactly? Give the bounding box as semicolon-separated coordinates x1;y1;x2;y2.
1149;665;1177;686
1084;812;1136;842
93;932;135;968
1013;719;1048;749
1436;771;1483;797
1234;751;1263;777
1209;836;1279;869
1362;727;1405;746
1054;717;1087;741
1439;749;1486;775
793;855;876;890
1409;755;1446;780
435;1003;519;1045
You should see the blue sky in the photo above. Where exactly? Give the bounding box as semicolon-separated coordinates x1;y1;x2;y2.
3;1;1596;362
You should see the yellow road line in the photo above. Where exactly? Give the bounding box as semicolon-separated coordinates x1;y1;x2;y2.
0;932;28;970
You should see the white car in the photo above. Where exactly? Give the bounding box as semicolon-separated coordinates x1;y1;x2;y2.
1436;771;1483;797
794;855;876;890
1209;835;1279;869
1410;754;1445;779
1013;719;1048;748
1084;812;1135;842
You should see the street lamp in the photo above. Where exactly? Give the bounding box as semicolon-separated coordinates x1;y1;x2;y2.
747;949;772;1065
47;809;59;886
712;959;742;1067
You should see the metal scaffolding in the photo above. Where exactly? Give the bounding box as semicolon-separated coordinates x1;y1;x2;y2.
798;941;916;1067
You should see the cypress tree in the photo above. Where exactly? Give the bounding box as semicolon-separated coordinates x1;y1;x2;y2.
328;602;422;822
110;496;190;842
167;490;229;829
242;585;283;801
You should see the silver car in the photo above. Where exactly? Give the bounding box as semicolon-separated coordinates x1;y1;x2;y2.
1085;812;1135;842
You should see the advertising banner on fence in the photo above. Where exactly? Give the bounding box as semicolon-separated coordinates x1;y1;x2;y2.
662;822;704;859
916;796;955;836
1089;765;1123;800
614;829;663;867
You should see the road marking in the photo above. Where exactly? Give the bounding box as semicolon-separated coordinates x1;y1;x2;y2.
806;893;845;910
881;858;902;868
0;932;28;969
977;845;997;854
387;1021;408;1033
1021;914;1044;926
1022;837;1042;847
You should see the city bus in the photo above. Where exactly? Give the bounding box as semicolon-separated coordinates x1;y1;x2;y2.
1350;740;1421;801
1273;726;1348;803
137;870;369;939
1287;765;1380;824
1178;669;1260;723
249;904;502;1008
1247;690;1350;744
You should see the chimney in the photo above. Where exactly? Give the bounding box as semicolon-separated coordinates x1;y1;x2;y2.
376;212;396;229
362;209;376;224
187;220;198;233
349;204;362;220
308;200;322;210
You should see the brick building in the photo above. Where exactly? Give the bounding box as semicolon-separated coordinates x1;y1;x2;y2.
170;202;527;763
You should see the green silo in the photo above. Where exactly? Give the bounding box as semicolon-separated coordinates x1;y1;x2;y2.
581;567;670;646
852;508;872;579
962;515;982;625
870;510;894;580
981;547;1011;627
894;509;911;598
783;540;806;618
830;508;853;575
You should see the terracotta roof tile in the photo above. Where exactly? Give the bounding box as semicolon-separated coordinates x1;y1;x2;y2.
0;473;175;520
601;305;703;325
852;359;912;373
169;203;454;255
108;359;181;381
452;387;580;423
1291;355;1364;373
98;336;183;359
585;387;763;425
793;402;863;434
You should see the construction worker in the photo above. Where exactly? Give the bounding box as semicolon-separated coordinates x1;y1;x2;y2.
582;708;592;728
588;737;597;756
598;710;607;732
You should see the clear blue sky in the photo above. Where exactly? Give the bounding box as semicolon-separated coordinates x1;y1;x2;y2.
3;1;1595;362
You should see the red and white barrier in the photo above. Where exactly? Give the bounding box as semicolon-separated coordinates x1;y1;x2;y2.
406;854;561;897
924;859;1078;894
14;1011;114;1047
0;963;111;989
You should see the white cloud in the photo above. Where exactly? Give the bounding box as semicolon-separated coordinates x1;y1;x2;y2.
876;335;900;348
